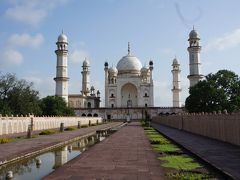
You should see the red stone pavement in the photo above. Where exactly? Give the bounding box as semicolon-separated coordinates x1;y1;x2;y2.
0;122;121;163
44;122;166;180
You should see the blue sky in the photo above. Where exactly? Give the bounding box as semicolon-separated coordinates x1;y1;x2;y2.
1;0;240;107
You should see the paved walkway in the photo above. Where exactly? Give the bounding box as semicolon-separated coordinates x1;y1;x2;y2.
44;122;165;180
152;123;240;180
0;122;121;164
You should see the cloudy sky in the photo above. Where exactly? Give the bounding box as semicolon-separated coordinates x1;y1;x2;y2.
1;0;240;107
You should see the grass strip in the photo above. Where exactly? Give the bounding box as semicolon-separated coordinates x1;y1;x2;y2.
152;144;180;152
158;155;202;170
0;137;12;144
165;171;213;180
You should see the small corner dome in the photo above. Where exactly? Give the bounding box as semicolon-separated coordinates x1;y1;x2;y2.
109;66;118;74
189;29;200;39
58;33;68;43
117;55;142;73
83;59;90;66
141;66;149;73
173;58;179;65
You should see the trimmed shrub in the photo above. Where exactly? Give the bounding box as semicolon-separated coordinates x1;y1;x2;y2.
0;137;11;144
81;125;89;128
39;129;56;135
64;127;76;131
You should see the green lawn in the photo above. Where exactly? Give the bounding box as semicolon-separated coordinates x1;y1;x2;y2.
158;155;202;170
166;171;213;180
152;144;180;152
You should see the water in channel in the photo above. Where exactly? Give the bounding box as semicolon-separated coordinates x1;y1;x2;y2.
0;133;107;180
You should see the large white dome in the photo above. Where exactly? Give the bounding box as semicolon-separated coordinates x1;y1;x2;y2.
117;55;142;74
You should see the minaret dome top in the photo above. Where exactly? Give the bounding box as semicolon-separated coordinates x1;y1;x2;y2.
58;32;68;43
189;27;200;39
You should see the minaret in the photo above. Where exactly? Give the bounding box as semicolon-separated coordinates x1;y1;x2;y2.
187;27;204;87
172;57;181;107
81;58;90;96
149;60;154;106
104;61;109;107
54;32;69;103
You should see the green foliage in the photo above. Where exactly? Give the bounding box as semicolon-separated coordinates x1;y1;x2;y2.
0;137;11;144
149;137;170;144
40;96;75;116
39;129;56;135
165;171;213;180
143;127;153;130
158;155;202;170
64;127;76;131
81;125;89;128
0;73;41;116
152;144;180;152
186;70;240;113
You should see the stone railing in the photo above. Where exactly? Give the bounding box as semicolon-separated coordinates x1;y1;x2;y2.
0;114;102;136
152;111;240;146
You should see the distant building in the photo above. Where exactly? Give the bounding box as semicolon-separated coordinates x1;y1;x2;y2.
54;33;100;109
187;27;204;87
172;57;181;107
53;28;203;118
104;43;154;108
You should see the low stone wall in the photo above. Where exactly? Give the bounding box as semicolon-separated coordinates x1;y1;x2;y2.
0;115;102;136
152;113;240;146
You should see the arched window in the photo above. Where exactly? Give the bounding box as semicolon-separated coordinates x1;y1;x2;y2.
111;104;114;108
82;113;86;117
145;103;148;107
87;102;91;108
93;113;98;117
87;113;92;117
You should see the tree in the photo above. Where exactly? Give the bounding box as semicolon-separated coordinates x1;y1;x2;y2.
40;96;75;116
185;70;240;113
0;73;41;115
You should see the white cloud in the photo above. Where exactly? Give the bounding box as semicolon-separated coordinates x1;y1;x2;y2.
7;33;44;48
0;49;23;68
5;0;70;26
24;75;55;97
159;48;175;55
69;49;90;64
154;78;189;107
154;80;172;106
205;28;240;51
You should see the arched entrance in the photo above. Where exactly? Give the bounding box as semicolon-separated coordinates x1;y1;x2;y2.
121;83;138;107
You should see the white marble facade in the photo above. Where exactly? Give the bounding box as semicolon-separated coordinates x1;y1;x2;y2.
104;43;154;108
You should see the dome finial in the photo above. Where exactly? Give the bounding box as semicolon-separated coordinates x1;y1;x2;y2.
193;25;195;30
128;42;131;55
62;29;64;34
